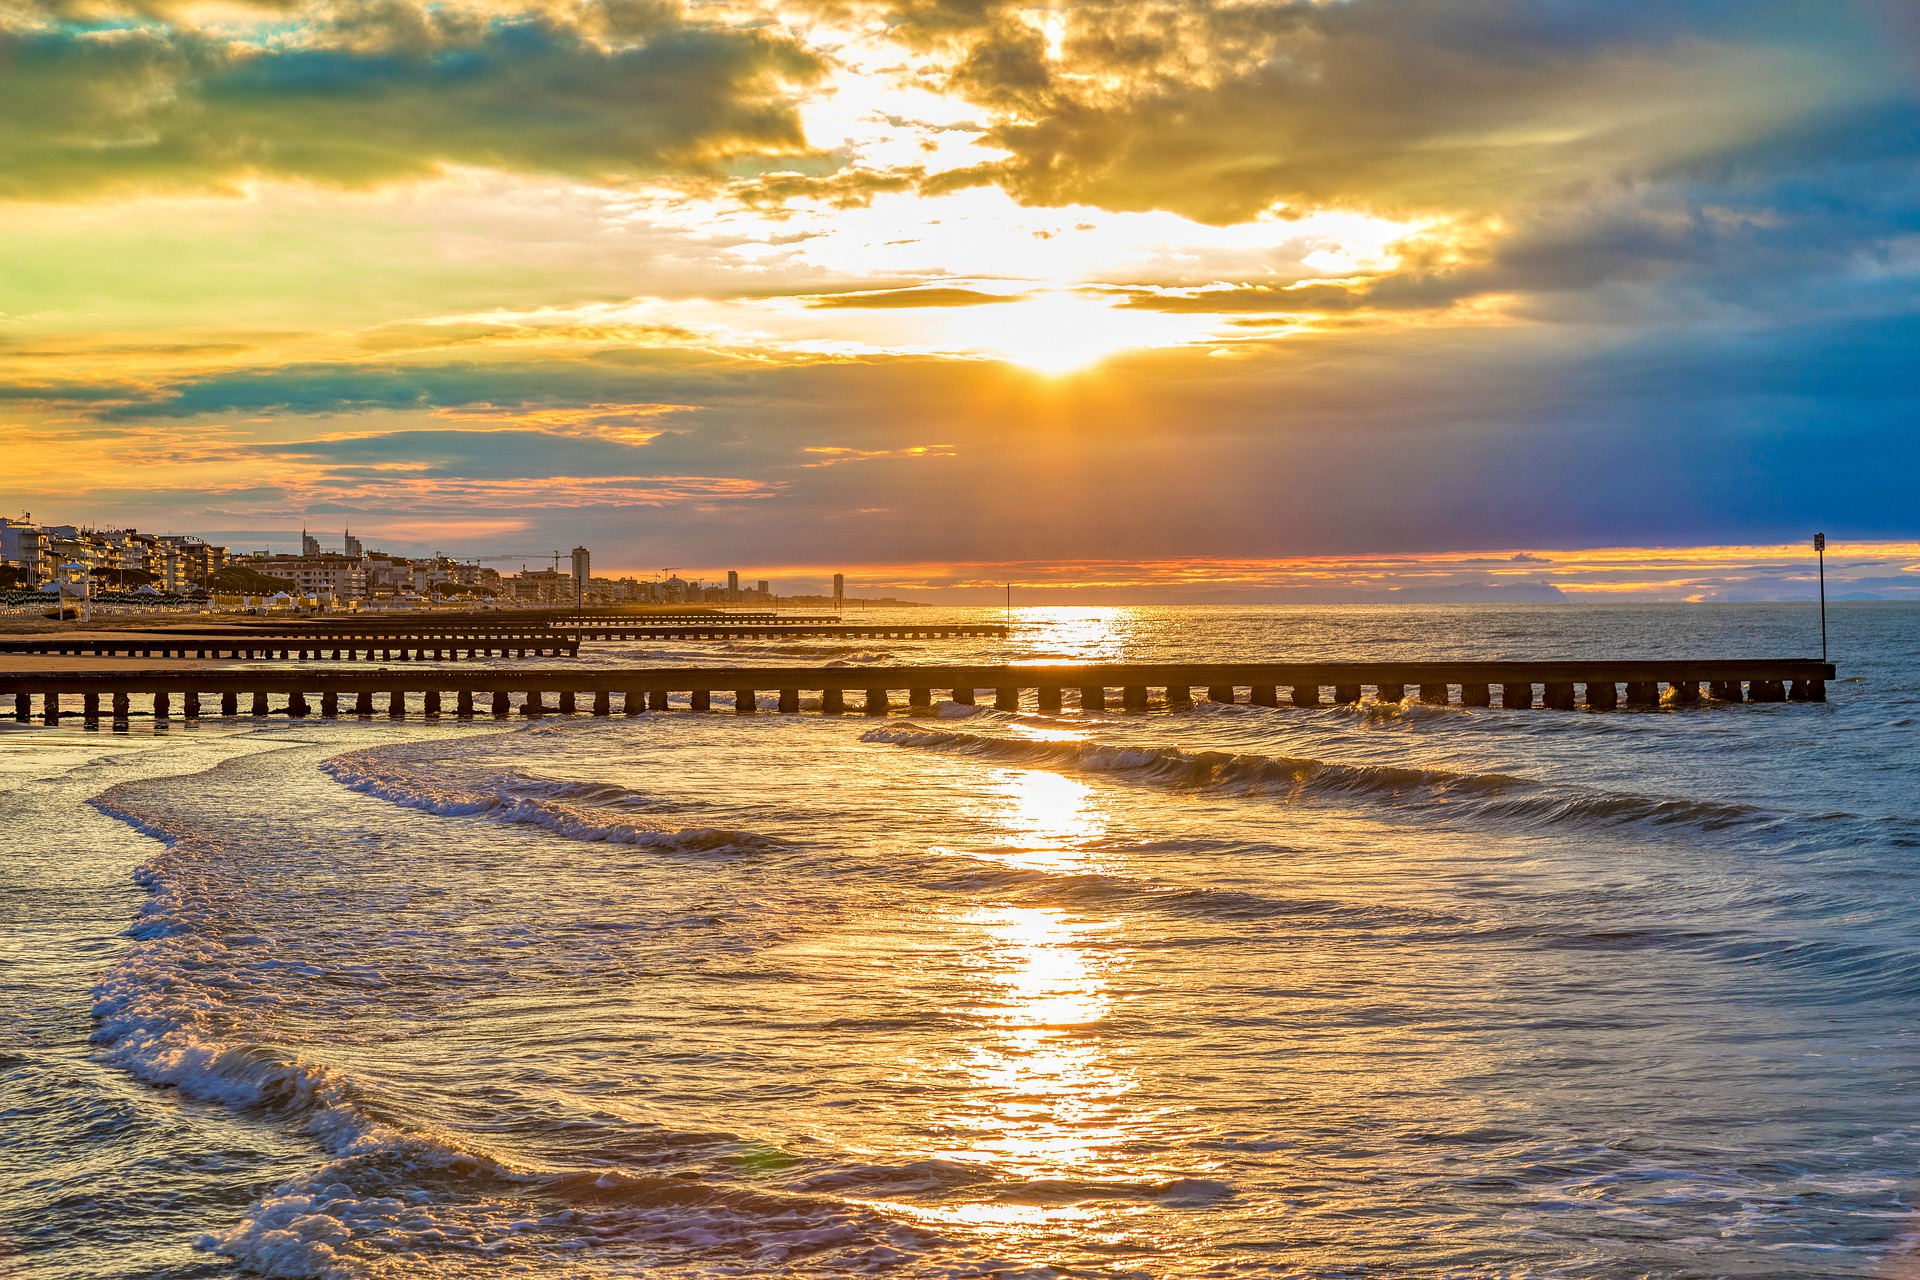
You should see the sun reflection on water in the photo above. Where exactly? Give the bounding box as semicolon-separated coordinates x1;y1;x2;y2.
1015;606;1129;663
996;769;1107;868
904;760;1152;1245
941;905;1136;1173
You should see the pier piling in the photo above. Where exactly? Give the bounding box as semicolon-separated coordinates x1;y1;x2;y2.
0;660;1835;726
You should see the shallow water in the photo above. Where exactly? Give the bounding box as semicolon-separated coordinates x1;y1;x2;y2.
4;603;1918;1278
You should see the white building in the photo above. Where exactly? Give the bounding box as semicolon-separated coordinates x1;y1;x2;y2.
0;518;52;585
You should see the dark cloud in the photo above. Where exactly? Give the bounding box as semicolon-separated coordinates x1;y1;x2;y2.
91;358;744;420
255;427;663;479
888;0;1905;224
0;0;821;198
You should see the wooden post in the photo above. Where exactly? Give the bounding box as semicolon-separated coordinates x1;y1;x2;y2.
41;692;59;722
524;691;546;716
1419;683;1449;705
1165;685;1191;709
12;693;27;722
221;691;238;716
1207;685;1235;703
1291;682;1320;708
1669;680;1700;705
1376;683;1404;703
1750;679;1787;702
593;691;611;716
493;691;512;717
182;692;200;719
1709;679;1742;702
952;687;975;706
113;692;130;722
867;688;892;714
1461;684;1492;707
1625;680;1660;707
1500;682;1532;710
323;692;340;718
1586;681;1618;711
1080;686;1106;711
1123;685;1149;709
1543;682;1575;710
286;693;308;718
690;689;711;712
557;691;575;714
1790;678;1826;702
457;691;474;718
648;689;669;712
735;689;757;714
1333;684;1362;705
778;689;799;713
152;691;170;719
909;687;932;709
84;693;100;721
1249;685;1278;707
389;691;406;718
823;688;846;714
423;691;442;716
252;691;269;716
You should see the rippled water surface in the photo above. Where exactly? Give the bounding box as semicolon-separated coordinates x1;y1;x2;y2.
5;604;1919;1278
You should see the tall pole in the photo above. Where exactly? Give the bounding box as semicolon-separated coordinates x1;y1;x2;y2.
1814;532;1826;662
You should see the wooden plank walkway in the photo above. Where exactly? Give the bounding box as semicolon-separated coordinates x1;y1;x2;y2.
1;659;1834;720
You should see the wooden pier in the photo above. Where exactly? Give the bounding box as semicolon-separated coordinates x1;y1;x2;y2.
0;619;1001;656
1;659;1833;722
560;622;1005;641
0;631;578;660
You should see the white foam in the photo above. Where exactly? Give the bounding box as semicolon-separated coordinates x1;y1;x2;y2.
321;747;773;854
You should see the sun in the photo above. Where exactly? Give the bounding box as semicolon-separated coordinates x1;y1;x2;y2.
933;292;1222;375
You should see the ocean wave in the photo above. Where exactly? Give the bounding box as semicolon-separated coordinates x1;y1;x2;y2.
860;725;1777;836
321;743;779;855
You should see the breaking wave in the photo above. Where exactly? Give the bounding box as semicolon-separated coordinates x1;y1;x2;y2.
860;725;1777;834
322;741;779;855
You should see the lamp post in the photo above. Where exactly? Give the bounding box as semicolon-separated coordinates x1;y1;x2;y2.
1814;532;1826;662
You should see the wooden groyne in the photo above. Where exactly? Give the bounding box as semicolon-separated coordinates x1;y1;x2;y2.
560;622;1005;640
0;631;578;660
1;659;1833;721
0;620;1002;657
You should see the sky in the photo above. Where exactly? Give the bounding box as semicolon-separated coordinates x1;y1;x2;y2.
3;0;1918;600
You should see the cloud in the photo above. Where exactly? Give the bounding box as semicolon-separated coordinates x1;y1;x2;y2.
805;286;1020;309
0;0;822;199
801;444;956;465
893;0;1901;225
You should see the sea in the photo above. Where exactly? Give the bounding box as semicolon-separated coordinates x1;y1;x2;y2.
4;603;1918;1280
